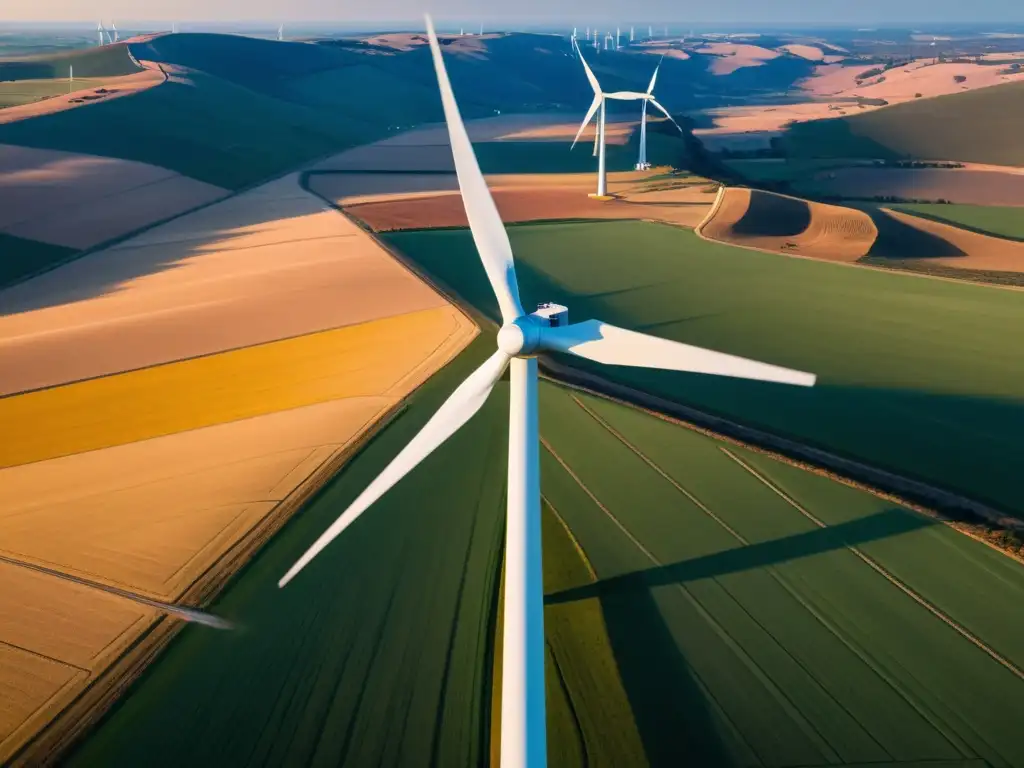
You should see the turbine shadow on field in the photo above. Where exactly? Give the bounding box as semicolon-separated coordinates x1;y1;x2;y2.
546;509;932;606
599;586;734;766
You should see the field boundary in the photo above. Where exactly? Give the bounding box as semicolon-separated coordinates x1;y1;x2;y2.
722;447;1024;682
10;396;416;766
694;185;1024;293
537;358;1024;543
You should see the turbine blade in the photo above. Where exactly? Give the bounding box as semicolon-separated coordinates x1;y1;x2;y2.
571;94;602;149
425;16;524;324
604;90;649;100
577;44;602;94
649;98;683;132
279;350;511;588
542;320;816;386
646;57;662;94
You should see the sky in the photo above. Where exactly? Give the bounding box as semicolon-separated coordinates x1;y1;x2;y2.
8;0;1024;25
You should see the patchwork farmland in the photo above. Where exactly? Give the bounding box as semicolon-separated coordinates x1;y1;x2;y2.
67;336;1024;766
384;219;1024;518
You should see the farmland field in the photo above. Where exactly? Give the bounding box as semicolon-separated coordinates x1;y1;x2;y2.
779;80;1024;166
893;203;1024;240
67;341;1024;766
0;232;74;286
65;337;509;767
385;220;1024;516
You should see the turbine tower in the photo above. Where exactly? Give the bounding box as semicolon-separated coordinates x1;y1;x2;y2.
635;56;682;170
278;19;817;768
572;42;678;196
97;21;104;46
278;24;284;41
630;26;635;43
616;26;621;48
648;24;653;38
68;65;73;94
111;21;118;43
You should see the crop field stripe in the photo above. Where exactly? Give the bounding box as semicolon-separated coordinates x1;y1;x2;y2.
540;434;812;766
543;495;598;582
721;447;1024;685
566;394;910;761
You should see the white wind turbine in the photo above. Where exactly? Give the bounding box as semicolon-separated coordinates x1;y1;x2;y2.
278;15;816;768
635;55;682;170
96;21;105;46
571;42;678;196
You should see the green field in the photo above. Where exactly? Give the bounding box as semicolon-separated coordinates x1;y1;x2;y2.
540;387;1024;766
0;70;370;189
0;77;109;108
0;42;140;81
779;81;1024;166
68;333;1024;765
893;203;1024;240
68;336;508;766
723;158;861;183
385;220;1024;516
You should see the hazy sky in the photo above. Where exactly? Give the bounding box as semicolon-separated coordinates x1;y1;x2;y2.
9;0;1024;25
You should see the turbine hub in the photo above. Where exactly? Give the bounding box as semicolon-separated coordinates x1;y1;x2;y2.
497;317;542;357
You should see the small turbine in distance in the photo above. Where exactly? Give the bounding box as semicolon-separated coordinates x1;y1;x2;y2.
278;15;816;768
635;55;682;170
571;42;679;195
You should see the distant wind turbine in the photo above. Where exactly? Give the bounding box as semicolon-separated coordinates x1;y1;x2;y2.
616;26;621;49
278;24;284;41
68;65;73;93
630;25;635;43
111;21;118;43
648;24;653;38
278;20;817;768
635;56;682;170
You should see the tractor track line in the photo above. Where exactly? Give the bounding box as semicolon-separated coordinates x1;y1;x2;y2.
569;394;965;759
541;435;778;767
720;447;1024;683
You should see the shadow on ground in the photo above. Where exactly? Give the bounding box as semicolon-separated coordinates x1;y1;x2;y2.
547;508;931;606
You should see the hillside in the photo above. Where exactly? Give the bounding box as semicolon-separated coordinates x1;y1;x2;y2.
0;43;141;80
780;80;1024;166
0;67;370;190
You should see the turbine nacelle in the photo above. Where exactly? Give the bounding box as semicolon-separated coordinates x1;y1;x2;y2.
497;304;570;357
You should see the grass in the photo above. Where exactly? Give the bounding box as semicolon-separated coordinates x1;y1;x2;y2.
384;219;1024;516
0;232;76;287
0;77;107;108
779;80;1024;166
723;158;860;183
64;329;1024;765
66;336;507;767
539;386;1024;767
0;43;140;81
0;307;458;468
893;203;1024;240
0;70;371;190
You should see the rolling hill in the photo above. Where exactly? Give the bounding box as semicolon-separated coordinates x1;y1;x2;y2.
779;80;1024;166
0;42;141;81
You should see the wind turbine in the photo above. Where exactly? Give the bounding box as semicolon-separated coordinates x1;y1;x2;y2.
278;24;284;41
96;21;104;46
630;25;635;43
278;17;816;768
635;56;682;170
68;65;73;93
648;24;653;38
616;26;621;49
111;21;118;43
571;42;676;196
